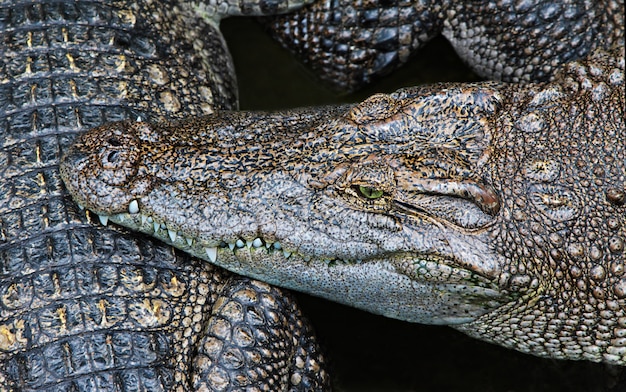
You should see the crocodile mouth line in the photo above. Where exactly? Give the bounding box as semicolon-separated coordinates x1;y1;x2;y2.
86;200;364;267
80;199;499;294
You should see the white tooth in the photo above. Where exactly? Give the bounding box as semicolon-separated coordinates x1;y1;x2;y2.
147;216;153;223
246;240;252;248
304;256;311;262
137;116;142;121
78;205;84;210
160;223;166;229
252;238;263;248
282;250;291;258
168;229;177;242
153;222;160;233
324;259;332;265
273;242;282;250
129;200;139;214
141;214;148;226
205;247;217;262
236;239;244;248
185;237;193;246
265;242;271;249
98;214;109;226
228;243;235;251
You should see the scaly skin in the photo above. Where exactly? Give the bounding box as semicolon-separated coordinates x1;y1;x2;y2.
265;0;624;91
61;45;625;365
0;0;330;390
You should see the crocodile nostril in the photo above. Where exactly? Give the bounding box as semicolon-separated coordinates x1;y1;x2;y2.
106;151;120;164
107;137;122;147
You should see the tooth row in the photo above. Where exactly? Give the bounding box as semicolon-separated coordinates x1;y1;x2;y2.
94;200;296;264
97;207;355;266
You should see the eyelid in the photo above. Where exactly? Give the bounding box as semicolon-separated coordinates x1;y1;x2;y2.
403;178;500;216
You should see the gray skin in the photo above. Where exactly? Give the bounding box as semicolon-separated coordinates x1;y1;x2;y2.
266;0;625;91
61;44;625;366
0;1;332;391
12;1;622;391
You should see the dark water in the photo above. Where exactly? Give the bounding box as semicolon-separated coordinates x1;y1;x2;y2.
220;18;621;392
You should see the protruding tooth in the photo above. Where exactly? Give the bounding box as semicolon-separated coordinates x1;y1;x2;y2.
303;256;311;262
236;239;244;248
246;240;252;248
282;250;292;258
78;205;84;210
147;216;153;223
98;214;109;226
136;116;142;122
252;238;263;248
153;222;160;233
185;237;193;246
265;242;271;249
205;247;217;262
228;243;235;251
141;214;148;226
129;200;139;214
273;242;282;250
168;229;177;243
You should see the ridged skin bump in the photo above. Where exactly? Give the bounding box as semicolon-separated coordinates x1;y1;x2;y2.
62;45;625;364
0;0;329;391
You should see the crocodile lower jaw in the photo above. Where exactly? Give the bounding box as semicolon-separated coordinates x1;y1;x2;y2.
83;205;509;325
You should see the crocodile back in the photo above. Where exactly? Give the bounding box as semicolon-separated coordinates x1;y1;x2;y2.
0;1;234;389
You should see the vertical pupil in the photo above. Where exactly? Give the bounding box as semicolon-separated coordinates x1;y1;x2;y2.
358;186;383;199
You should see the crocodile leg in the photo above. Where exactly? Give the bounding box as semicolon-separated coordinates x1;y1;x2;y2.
0;1;328;390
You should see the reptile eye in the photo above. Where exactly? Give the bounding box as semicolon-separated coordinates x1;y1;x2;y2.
358;185;384;199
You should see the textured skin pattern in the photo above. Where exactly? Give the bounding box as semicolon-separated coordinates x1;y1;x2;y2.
458;46;626;363
0;1;329;391
61;45;625;366
265;0;624;91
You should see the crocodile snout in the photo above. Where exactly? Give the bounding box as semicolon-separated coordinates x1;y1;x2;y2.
60;120;150;215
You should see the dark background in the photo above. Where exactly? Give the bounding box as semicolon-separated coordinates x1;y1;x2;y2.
220;17;621;392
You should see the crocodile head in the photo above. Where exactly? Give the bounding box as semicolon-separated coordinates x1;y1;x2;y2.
61;84;517;325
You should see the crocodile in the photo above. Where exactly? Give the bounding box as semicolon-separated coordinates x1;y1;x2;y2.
3;0;624;391
0;1;333;391
62;38;626;372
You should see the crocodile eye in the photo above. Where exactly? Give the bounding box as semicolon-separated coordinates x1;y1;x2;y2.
358;186;384;199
